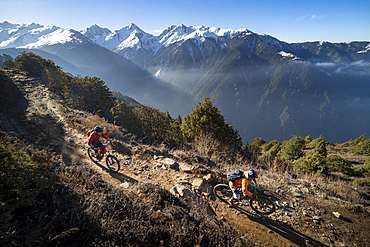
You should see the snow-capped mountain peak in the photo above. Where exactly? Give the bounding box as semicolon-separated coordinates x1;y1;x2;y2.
127;23;141;31
156;24;250;47
81;24;112;39
81;24;113;47
0;21;77;49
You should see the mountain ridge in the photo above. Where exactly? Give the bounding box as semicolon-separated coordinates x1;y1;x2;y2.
1;21;369;143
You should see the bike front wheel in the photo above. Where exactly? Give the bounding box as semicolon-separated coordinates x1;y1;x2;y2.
106;155;120;172
249;195;276;215
213;184;233;203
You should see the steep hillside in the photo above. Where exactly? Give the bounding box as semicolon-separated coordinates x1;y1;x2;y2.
1;68;370;246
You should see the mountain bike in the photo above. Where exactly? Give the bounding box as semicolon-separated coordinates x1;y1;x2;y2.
213;179;275;215
88;143;120;172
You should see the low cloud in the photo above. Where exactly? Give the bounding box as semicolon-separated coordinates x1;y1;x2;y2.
350;60;370;67
334;60;370;76
315;62;336;67
313;60;370;77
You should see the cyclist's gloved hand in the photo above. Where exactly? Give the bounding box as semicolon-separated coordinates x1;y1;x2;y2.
110;140;113;145
94;147;98;151
252;194;256;198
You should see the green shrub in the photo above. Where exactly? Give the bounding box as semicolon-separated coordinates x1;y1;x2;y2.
292;153;328;176
111;100;142;131
14;52;44;76
353;177;370;187
278;136;305;162
344;134;367;146
261;143;270;152
259;141;281;164
63;75;115;117
305;135;312;143
306;135;328;148
344;134;370;155
354;157;370;174
0;133;58;216
307;137;328;157
351;139;370;155
326;155;352;174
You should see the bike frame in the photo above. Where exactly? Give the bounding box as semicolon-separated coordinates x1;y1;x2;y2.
213;178;276;215
95;143;112;158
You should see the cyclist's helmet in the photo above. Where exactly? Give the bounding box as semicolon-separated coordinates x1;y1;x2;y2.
245;169;258;180
94;126;103;133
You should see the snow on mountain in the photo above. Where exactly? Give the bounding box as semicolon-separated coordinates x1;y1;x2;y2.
357;43;370;54
0;21;85;49
278;51;299;60
113;26;157;53
158;24;249;48
82;23;250;56
80;24;112;46
1;21;251;59
81;23;153;51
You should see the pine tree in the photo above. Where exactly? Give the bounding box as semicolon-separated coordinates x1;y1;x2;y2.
181;97;242;150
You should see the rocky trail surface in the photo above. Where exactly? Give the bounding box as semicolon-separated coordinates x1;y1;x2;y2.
1;69;370;247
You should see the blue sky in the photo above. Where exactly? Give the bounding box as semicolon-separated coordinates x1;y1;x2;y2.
1;0;369;43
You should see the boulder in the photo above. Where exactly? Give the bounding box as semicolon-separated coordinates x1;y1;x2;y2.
333;212;341;219
192;178;213;195
161;158;179;170
120;182;131;189
179;162;194;172
170;184;216;217
192;178;204;191
170;184;197;205
203;173;213;182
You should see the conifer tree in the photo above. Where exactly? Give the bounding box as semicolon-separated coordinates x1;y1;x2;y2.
181;97;242;150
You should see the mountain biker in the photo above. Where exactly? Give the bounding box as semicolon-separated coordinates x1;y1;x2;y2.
228;169;258;207
87;126;113;160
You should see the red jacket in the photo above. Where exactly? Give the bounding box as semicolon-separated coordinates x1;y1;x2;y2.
88;130;108;146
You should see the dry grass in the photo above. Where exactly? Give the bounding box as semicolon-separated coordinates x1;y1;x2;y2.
254;167;370;207
185;136;370;208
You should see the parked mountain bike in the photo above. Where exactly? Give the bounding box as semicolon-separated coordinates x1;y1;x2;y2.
213;179;275;215
88;143;120;172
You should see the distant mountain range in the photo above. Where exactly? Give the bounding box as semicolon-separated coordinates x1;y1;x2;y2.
1;21;369;143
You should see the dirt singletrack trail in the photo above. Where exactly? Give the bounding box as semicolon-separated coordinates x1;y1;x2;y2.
2;69;370;247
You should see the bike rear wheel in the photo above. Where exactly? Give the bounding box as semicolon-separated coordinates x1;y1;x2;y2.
249;195;276;215
213;184;233;203
88;148;101;163
106;155;120;172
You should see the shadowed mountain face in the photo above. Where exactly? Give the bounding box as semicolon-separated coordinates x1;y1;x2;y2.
138;32;370;143
1;22;369;143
